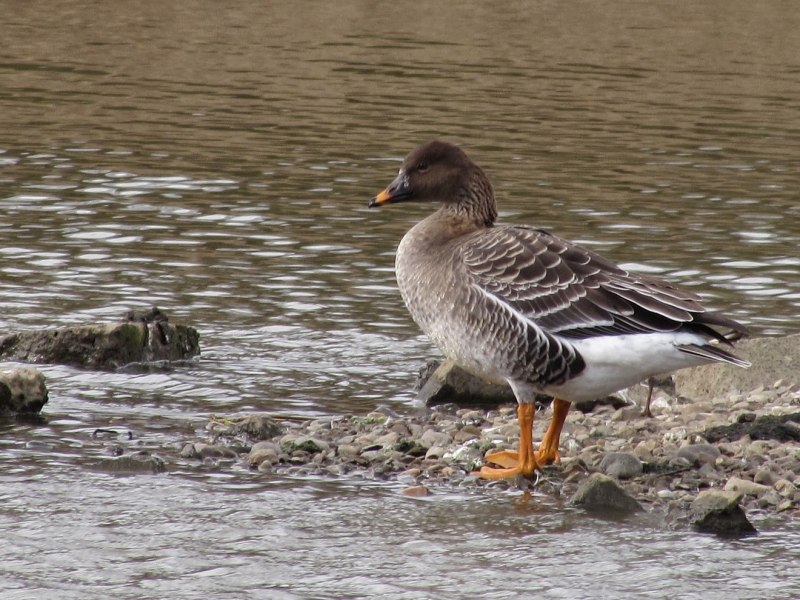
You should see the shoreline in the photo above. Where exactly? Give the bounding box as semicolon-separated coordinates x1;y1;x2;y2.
188;377;799;529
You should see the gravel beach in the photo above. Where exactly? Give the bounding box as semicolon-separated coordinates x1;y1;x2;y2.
189;375;799;527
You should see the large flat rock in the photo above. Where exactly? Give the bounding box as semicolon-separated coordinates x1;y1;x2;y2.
673;334;800;401
0;311;200;370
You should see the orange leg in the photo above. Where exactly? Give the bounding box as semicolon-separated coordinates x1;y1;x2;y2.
477;404;539;479
535;398;570;465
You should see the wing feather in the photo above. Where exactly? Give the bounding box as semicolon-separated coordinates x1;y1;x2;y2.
461;225;745;341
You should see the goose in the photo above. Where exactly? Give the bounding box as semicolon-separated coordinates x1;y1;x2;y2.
369;140;749;479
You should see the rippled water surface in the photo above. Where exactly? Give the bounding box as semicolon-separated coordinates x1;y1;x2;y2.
2;1;800;598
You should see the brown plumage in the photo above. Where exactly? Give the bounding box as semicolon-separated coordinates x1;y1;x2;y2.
369;140;749;479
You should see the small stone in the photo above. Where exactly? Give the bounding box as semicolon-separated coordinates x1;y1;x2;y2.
419;429;451;449
425;446;446;460
569;473;643;513
336;444;361;459
402;485;431;497
101;452;167;474
248;447;279;468
374;431;400;447
598;452;643;479
453;428;479;443
774;479;797;497
611;406;642;421
291;437;329;454
736;412;757;423
195;443;237;460
0;367;49;414
633;439;658;461
676;444;721;466
724;476;772;497
389;421;411;437
754;469;779;486
691;490;756;535
761;490;782;507
180;443;199;459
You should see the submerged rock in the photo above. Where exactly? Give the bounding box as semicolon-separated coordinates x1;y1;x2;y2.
0;366;48;414
691;490;756;535
0;308;199;369
96;451;167;474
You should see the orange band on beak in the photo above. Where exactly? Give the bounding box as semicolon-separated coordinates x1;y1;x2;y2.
372;188;393;205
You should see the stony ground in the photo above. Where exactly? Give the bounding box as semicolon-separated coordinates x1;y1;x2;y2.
182;379;800;526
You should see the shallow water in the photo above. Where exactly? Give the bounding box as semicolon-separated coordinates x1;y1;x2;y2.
1;1;800;598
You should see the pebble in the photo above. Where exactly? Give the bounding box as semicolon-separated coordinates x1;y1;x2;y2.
402;485;431;498
599;452;643;479
724;476;772;497
676;444;721;467
419;429;451;449
174;383;800;526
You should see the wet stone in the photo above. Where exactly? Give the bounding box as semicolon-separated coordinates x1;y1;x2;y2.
182;358;800;527
691;490;756;535
0;367;50;415
99;451;167;474
569;473;643;514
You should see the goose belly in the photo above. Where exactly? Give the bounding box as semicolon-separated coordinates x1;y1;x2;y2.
545;332;714;402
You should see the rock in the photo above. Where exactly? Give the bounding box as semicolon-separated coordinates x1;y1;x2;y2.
286;437;329;454
207;414;285;445
194;443;238;460
676;444;721;467
98;451;167;474
425;446;447;460
702;412;800;443
673;334;799;402
418;429;451;449
753;468;779;486
416;360;519;408
691;490;756;535
573;395;629;414
569;473;643;513
402;485;431;497
724;476;772;497
247;443;280;468
774;479;797;498
0;308;200;369
599;452;643;479
0;367;48;414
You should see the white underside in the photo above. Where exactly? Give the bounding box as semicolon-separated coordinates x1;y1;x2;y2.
540;331;714;403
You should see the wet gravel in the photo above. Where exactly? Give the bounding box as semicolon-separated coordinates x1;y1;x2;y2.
180;379;800;522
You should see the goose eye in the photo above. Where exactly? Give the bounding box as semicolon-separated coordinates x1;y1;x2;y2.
416;161;429;173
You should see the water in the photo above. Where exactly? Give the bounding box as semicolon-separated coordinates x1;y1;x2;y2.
1;1;799;598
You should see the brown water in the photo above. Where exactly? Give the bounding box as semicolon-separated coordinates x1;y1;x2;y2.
1;2;800;598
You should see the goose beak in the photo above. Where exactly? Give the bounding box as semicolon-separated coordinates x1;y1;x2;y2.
368;171;412;208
